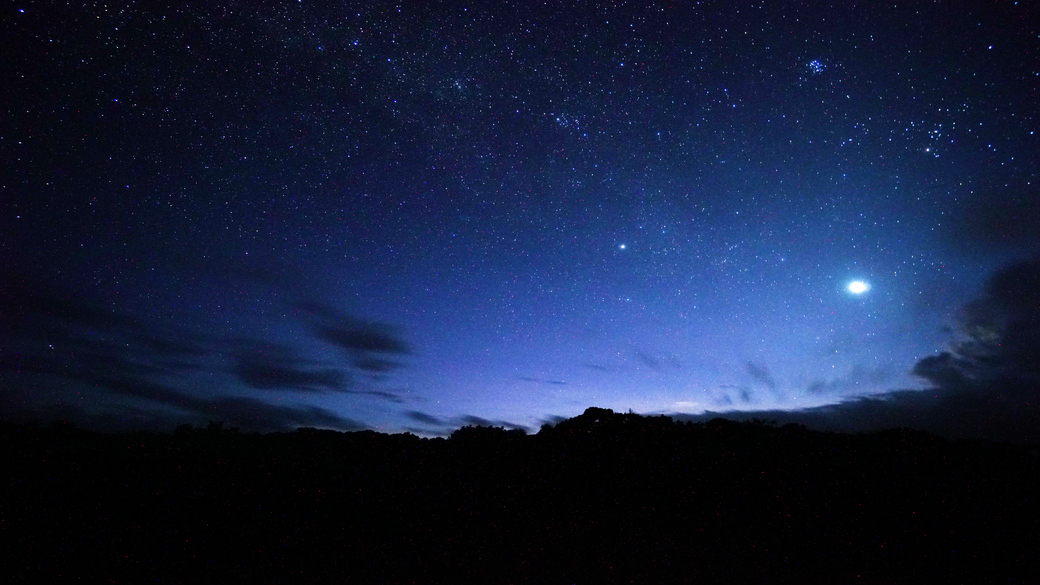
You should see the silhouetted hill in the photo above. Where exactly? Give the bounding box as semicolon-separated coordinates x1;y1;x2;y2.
2;409;1038;583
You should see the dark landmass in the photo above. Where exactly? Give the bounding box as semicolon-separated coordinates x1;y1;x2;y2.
3;408;1038;583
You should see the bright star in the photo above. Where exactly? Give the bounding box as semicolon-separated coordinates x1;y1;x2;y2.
618;243;626;250
847;280;870;294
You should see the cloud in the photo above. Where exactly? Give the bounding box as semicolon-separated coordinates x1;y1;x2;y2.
910;353;972;390
200;397;366;433
678;381;1040;444
635;351;662;372
677;259;1040;443
918;258;1040;387
458;415;530;432
296;302;411;376
319;325;410;354
132;335;209;358
518;376;568;385
632;350;682;373
0;278;370;432
61;362;365;432
231;341;345;391
352;355;399;374
403;411;531;435
297;302;410;353
233;353;346;392
718;384;753;404
0;277;141;335
745;362;775;390
406;411;445;426
1;359;364;433
538;415;569;430
358;389;406;403
806;365;890;395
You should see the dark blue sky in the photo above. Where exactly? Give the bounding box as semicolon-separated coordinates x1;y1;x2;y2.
3;0;1039;438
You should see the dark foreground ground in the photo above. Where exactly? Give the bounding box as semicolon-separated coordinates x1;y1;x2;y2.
3;408;1038;583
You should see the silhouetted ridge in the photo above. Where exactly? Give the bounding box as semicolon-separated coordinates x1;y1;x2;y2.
1;411;1037;583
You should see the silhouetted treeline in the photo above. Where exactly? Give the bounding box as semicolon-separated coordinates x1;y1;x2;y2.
2;408;1038;583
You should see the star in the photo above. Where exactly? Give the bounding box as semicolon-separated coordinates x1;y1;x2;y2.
847;280;870;294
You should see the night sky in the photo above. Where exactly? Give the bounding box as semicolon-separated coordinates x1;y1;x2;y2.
3;0;1039;439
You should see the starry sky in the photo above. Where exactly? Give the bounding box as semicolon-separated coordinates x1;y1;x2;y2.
3;0;1039;438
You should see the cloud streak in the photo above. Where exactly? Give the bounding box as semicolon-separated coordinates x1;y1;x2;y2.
232;344;347;392
676;259;1040;443
297;302;411;356
0;278;393;431
403;411;531;435
745;362;775;390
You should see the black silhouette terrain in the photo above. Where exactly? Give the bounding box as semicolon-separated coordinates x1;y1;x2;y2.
2;409;1037;583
